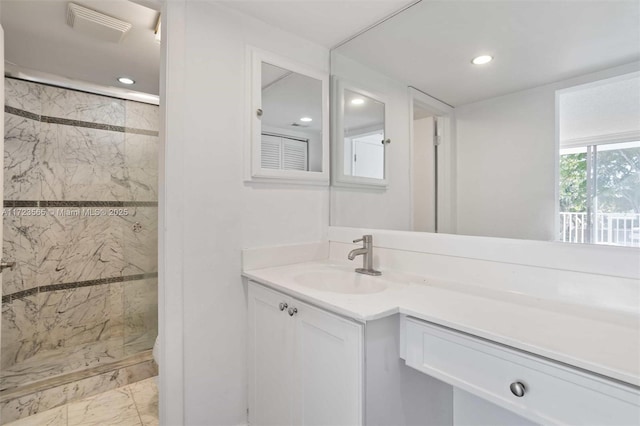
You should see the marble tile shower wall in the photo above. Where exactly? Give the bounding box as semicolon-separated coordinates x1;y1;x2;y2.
2;78;159;370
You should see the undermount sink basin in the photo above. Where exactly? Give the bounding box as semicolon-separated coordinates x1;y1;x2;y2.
293;269;388;294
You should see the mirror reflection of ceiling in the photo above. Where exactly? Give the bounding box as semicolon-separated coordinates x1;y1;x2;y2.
221;1;417;48
262;63;322;133
335;0;640;106
559;75;640;144
1;0;161;95
343;90;384;135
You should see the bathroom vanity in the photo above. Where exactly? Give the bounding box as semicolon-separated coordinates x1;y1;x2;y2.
243;244;640;426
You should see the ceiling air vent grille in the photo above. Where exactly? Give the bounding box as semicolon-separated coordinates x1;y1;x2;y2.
66;3;132;43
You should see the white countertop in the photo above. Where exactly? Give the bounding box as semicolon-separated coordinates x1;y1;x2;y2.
243;260;640;388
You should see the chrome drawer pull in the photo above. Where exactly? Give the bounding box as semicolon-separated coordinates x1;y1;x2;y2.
279;302;288;311
510;382;526;397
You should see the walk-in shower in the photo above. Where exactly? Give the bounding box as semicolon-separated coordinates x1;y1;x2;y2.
1;77;159;422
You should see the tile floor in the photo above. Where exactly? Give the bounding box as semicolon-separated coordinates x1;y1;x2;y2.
4;377;158;426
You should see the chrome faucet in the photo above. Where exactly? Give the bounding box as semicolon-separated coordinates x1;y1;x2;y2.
348;235;381;276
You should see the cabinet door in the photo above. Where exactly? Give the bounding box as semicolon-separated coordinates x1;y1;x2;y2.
291;300;363;426
248;283;294;425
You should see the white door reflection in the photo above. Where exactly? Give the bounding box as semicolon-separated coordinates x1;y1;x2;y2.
347;132;384;179
343;89;385;179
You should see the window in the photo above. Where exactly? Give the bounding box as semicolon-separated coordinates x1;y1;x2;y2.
261;133;309;171
558;73;640;247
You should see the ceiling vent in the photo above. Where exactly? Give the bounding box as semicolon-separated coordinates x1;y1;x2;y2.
66;3;132;43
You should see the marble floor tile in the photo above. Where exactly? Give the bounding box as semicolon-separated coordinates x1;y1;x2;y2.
4;404;66;426
67;386;141;426
3;377;158;426
129;378;159;426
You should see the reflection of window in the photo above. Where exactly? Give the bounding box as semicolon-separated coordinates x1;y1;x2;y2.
558;73;640;247
261;133;309;171
560;142;640;246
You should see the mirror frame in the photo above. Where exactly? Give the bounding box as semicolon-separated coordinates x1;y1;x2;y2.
331;77;389;188
246;46;330;185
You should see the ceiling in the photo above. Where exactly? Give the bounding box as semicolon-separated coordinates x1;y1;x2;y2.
2;0;161;95
221;0;416;48
1;0;414;97
336;0;640;106
262;65;323;134
344;90;384;134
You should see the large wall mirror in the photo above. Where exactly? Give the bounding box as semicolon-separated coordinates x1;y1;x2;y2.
330;0;640;248
248;48;329;184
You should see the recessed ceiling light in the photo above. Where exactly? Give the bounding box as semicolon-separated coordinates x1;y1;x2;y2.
117;77;135;85
472;55;493;65
351;98;365;105
300;117;313;122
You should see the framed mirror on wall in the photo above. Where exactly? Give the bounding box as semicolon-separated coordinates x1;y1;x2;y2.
329;0;640;248
247;47;329;184
332;78;389;188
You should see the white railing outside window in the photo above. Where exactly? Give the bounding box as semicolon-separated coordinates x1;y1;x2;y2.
560;212;640;247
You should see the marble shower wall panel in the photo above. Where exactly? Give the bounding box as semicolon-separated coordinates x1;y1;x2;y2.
38;283;124;352
5;79;42;115
124;278;158;354
4;113;42;200
125;134;159;202
1;295;41;370
4;207;158;294
41;85;125;127
3;214;127;292
125;100;159;132
2;78;158;376
3;215;39;296
122;208;158;276
39;124;129;202
1;282;124;369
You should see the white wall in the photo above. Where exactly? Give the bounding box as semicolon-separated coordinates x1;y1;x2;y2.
412;116;435;232
162;2;330;424
331;53;412;230
455;62;640;241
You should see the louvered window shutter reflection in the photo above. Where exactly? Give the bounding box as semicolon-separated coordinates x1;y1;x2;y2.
283;139;308;171
261;134;282;169
261;134;308;171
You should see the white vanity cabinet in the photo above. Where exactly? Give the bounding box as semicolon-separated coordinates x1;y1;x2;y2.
402;316;640;426
248;281;363;426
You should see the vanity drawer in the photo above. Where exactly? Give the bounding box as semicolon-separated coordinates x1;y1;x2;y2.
404;317;640;425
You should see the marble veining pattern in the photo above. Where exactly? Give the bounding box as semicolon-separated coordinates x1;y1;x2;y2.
4;377;158;426
4;79;42;115
67;386;140;426
41;85;125;127
123;279;158;354
2;207;158;295
2;78;158;415
4;113;42;201
125;101;159;132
